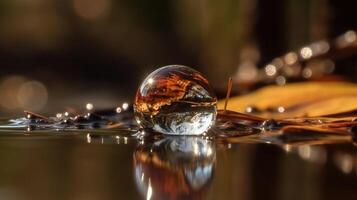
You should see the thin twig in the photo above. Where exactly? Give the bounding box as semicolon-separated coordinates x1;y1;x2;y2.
224;77;233;112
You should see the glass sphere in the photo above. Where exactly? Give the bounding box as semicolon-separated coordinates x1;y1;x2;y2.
134;65;217;135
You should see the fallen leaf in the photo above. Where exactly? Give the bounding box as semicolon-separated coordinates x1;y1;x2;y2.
218;81;357;119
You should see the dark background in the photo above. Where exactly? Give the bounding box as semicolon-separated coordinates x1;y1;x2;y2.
0;0;355;115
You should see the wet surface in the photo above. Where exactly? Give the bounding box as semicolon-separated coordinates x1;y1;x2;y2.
0;104;357;200
0;128;356;200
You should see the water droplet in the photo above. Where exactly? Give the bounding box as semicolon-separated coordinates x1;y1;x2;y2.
56;113;62;119
122;102;129;110
86;103;93;110
134;65;217;135
245;105;260;113
116;107;122;113
277;106;285;113
260;119;281;131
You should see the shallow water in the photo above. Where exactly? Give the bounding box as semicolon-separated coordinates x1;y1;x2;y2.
0;128;356;200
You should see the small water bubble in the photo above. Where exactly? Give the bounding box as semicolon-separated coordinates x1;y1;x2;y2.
245;105;260;113
86;103;93;110
134;65;217;135
61;119;74;126
86;133;91;143
260;119;281;131
116;107;122;113
122;102;129;110
56;113;62;119
277;106;285;113
26;125;35;132
115;135;120;144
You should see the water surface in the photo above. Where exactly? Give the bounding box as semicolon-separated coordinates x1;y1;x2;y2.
0;129;355;200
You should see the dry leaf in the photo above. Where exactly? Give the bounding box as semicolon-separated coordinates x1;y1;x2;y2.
218;81;357;119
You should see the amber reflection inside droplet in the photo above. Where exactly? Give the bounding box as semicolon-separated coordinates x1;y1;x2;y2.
134;65;217;135
133;137;215;199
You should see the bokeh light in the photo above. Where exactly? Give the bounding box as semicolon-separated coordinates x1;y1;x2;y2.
265;64;277;76
17;81;48;111
0;76;27;110
300;47;313;59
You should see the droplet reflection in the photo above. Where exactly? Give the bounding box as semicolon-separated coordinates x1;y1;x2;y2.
134;136;215;200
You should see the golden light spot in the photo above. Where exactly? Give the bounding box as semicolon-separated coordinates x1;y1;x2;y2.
17;81;48;111
147;78;154;84
265;64;277;76
87;133;91;143
122;102;129;110
236;61;258;82
284;52;298;65
86;103;93;110
0;75;27;109
300;47;313;59
116;107;122;113
310;41;330;55
344;30;356;43
277;106;285;113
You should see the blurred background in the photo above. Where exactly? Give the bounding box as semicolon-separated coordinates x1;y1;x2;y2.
0;0;356;116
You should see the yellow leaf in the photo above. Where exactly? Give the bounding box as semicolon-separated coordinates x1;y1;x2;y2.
218;82;357;119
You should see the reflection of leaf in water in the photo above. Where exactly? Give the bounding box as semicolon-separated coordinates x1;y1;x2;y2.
218;82;357;118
